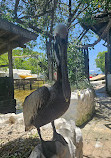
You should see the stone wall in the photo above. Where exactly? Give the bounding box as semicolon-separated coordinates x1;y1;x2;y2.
63;88;95;126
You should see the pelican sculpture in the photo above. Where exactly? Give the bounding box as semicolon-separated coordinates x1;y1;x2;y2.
23;24;71;156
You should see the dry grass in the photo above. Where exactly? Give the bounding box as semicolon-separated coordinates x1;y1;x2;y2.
14;89;35;103
14;80;45;103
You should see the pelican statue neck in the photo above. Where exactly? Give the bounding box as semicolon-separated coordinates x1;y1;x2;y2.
60;41;71;102
54;24;71;102
57;66;62;81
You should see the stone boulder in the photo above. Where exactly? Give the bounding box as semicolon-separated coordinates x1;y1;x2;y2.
29;140;71;158
0;113;23;125
63;88;95;126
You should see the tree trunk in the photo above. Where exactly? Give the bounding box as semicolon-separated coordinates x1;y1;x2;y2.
46;40;53;81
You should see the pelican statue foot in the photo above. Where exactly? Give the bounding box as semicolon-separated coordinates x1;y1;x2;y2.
37;128;57;157
51;121;67;146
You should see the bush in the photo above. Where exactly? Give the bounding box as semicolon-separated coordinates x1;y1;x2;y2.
68;44;86;85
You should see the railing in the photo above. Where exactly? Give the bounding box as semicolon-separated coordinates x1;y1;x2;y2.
14;78;45;90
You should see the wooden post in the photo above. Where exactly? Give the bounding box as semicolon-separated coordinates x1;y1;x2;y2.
86;48;89;80
30;80;32;90
109;28;111;74
83;48;89;80
107;28;111;74
8;47;14;99
23;79;25;90
46;40;53;81
105;52;108;91
8;48;13;79
106;27;111;93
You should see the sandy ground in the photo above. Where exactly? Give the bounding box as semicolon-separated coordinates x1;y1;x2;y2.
0;114;53;158
81;83;111;158
0;82;111;158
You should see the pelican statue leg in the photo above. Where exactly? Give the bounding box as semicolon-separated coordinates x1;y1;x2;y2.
37;128;43;142
51;121;67;145
37;127;57;157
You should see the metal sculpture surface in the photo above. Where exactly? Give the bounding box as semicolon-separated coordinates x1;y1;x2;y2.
23;24;71;157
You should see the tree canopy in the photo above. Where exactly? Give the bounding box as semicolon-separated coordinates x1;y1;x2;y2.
0;0;111;82
67;43;85;84
95;51;106;73
0;0;111;46
0;49;48;77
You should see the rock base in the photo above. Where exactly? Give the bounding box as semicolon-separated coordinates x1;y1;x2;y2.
29;139;71;158
29;118;83;158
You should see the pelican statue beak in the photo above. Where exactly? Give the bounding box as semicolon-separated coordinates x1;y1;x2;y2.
54;35;61;66
54;24;71;102
54;24;68;67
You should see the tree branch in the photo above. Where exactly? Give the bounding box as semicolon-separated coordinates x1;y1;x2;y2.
14;17;53;39
68;21;79;29
71;1;82;17
77;19;111;49
77;29;89;44
49;0;58;36
22;0;28;4
19;9;53;19
71;5;89;24
68;0;72;23
68;2;88;28
14;0;20;17
67;1;82;28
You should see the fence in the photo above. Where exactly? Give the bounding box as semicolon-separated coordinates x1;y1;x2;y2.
14;78;45;90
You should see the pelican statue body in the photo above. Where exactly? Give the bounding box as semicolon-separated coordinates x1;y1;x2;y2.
23;24;71;150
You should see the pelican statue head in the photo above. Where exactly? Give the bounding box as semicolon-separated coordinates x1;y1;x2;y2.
54;24;71;102
54;24;68;66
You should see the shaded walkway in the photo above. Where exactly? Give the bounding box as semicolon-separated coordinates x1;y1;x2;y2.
81;84;111;158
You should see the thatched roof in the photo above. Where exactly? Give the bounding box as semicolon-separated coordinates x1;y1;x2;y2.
0;17;38;55
81;11;111;42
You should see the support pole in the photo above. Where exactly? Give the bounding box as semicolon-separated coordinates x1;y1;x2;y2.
8;47;13;79
107;28;111;73
105;52;108;91
106;28;111;93
83;48;89;80
46;40;53;81
8;46;14;99
86;48;89;80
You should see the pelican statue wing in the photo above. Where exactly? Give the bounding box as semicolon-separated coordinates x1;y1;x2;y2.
23;86;50;131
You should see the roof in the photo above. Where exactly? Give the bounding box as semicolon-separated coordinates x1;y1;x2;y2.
81;11;111;42
0;17;38;55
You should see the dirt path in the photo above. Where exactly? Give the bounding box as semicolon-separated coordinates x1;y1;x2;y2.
81;84;111;158
0;83;111;158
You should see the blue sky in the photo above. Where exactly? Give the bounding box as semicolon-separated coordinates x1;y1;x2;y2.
35;23;107;75
35;36;107;74
89;39;107;74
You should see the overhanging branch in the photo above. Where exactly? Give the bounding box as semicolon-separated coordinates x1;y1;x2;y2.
14;0;20;17
77;19;111;49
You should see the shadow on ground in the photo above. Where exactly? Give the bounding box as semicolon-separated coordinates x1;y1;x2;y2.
105;123;111;130
0;136;40;158
80;85;111;129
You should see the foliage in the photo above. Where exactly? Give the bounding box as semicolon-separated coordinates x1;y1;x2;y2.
67;44;86;84
0;49;48;76
1;0;111;42
95;51;106;73
0;53;8;71
71;79;92;91
0;0;111;84
0;53;8;66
